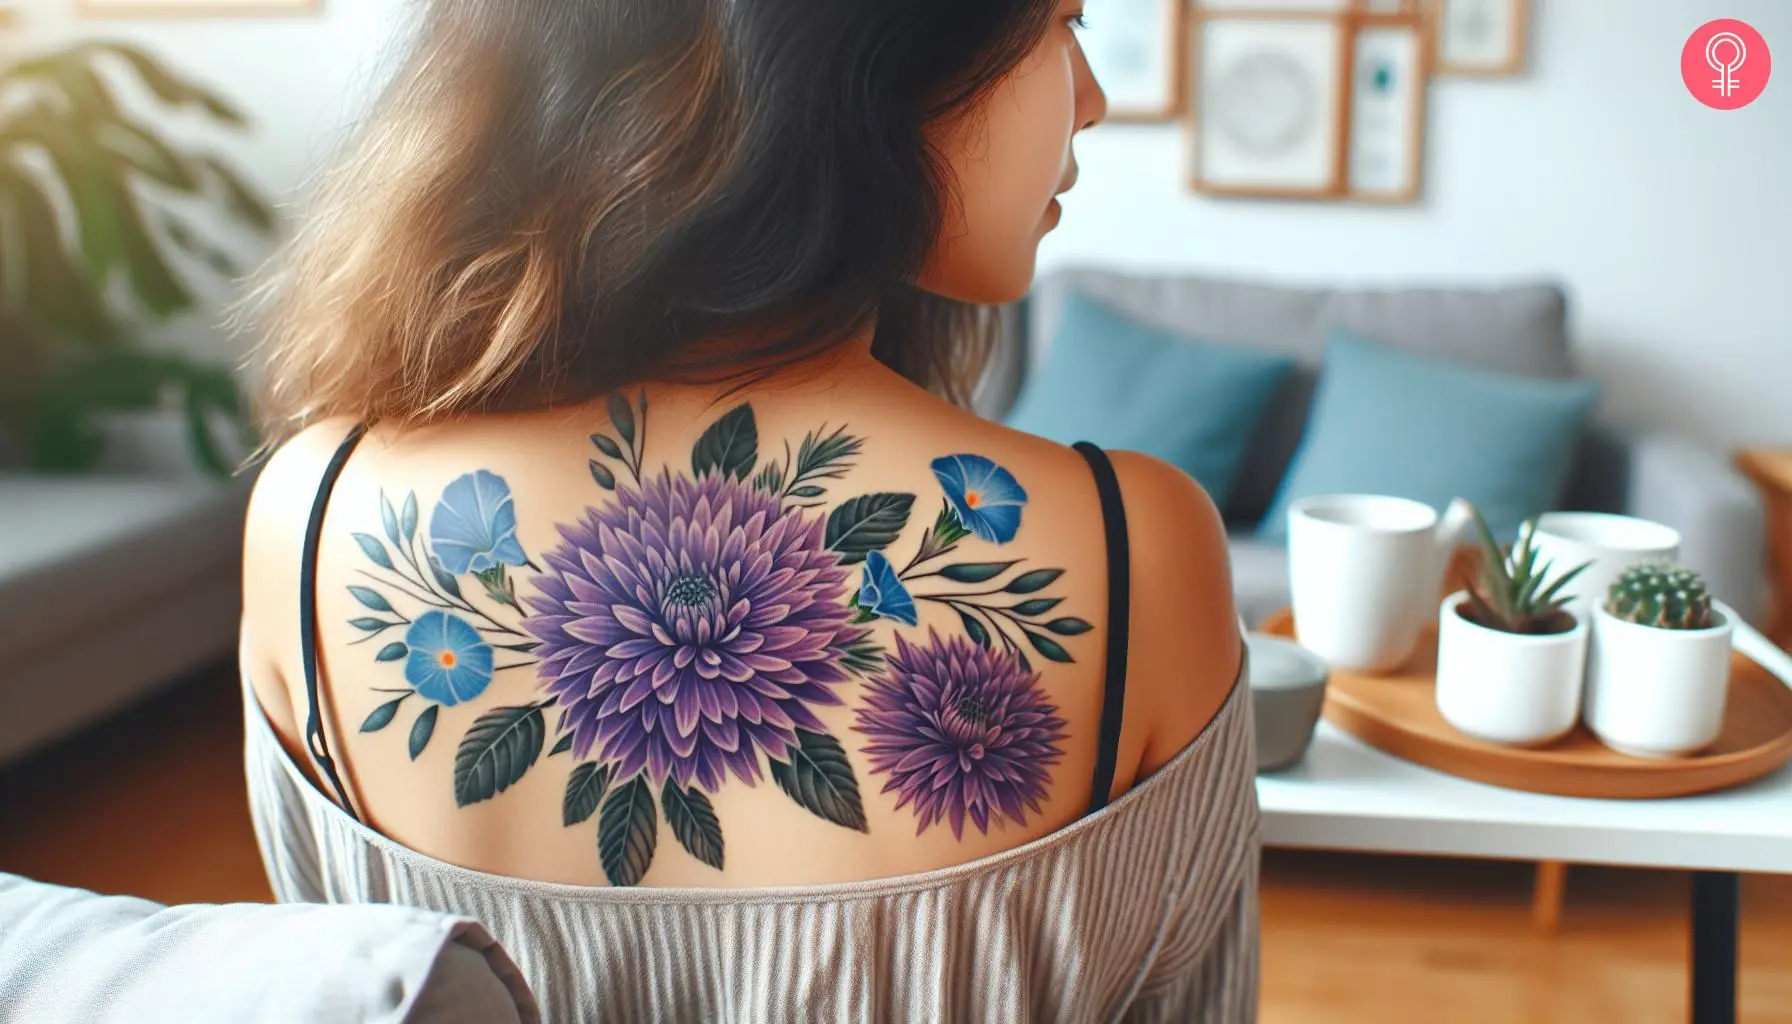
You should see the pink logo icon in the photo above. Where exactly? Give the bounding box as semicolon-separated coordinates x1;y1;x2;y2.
1682;19;1771;109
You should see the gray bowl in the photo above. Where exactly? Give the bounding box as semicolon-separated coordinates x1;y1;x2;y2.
1246;633;1330;772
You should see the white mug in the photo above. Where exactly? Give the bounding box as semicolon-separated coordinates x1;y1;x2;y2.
1528;512;1681;622
1287;494;1471;674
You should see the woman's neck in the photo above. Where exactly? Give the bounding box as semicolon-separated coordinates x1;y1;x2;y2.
660;322;884;395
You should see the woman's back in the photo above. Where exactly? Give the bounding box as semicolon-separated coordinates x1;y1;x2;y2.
240;358;1259;1021
243;356;1244;889
233;0;1261;1013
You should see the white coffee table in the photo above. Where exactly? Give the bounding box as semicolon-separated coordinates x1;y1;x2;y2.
1257;721;1792;1024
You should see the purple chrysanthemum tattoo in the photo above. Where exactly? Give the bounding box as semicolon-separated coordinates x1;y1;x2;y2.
854;630;1068;839
347;391;1091;887
524;470;864;794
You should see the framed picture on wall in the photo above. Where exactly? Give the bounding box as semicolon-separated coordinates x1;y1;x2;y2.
1345;12;1428;202
76;0;319;16
1078;0;1186;122
1186;10;1350;200
1426;0;1526;76
1194;1;1352;11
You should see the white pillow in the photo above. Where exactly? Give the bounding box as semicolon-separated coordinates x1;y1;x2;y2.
0;873;537;1023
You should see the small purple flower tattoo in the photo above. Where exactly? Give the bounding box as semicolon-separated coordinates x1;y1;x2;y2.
854;629;1068;838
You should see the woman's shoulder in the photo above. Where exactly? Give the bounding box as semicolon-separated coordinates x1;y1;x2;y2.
1099;449;1243;775
914;421;1243;779
239;418;369;758
246;418;366;518
242;417;369;621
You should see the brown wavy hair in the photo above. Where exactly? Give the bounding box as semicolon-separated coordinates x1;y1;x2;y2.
239;0;1057;447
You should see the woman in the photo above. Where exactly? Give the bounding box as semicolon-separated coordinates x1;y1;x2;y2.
238;0;1258;1019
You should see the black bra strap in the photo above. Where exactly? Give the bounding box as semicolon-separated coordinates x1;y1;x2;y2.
1073;442;1131;815
300;423;371;821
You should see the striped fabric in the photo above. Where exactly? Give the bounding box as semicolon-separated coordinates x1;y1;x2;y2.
242;668;1261;1023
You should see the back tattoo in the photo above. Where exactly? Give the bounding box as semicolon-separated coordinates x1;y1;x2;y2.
343;396;1093;884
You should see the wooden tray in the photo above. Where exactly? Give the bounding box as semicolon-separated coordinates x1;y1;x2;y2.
1259;608;1792;799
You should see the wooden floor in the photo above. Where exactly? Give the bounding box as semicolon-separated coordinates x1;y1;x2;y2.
4;666;1790;1022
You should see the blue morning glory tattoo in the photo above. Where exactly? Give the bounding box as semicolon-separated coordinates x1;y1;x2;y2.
931;454;1028;544
857;552;919;626
349;474;542;765
343;394;1087;884
404;611;495;706
430;470;530;575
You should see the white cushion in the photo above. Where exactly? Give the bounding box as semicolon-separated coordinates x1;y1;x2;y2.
0;873;539;1023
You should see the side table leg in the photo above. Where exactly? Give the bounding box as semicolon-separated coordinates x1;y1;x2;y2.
1531;861;1567;933
1690;871;1739;1024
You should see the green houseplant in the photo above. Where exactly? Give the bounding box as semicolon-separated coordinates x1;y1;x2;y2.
1460;510;1589;636
1434;505;1594;747
1603;562;1714;630
0;41;275;476
1584;560;1736;757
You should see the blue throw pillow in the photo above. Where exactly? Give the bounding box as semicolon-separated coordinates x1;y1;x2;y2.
1004;292;1295;508
1257;329;1600;543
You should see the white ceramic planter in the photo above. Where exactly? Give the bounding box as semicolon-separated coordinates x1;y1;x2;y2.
1583;602;1734;758
1434;591;1589;746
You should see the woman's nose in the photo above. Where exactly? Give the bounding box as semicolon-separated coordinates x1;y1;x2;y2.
1073;40;1108;131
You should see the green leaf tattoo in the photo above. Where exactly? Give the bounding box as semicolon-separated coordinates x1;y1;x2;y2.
588;459;616;491
348;586;393;612
380;493;402;549
590;433;625;461
661;780;724;871
957;609;991;648
936;561;1017;584
1003;569;1063;595
690;403;757;481
1023;630;1072;664
353;533;393;569
769;729;869;833
598;776;657;887
409;704;438;760
453;703;546;807
360;695;406;733
824;492;915;565
606;392;636;448
563;761;611;827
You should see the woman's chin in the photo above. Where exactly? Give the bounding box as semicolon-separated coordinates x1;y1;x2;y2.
914;256;1039;306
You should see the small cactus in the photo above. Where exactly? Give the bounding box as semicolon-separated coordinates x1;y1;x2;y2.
1605;561;1714;629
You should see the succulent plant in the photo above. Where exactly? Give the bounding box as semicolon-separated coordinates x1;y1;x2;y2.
1460;506;1591;635
1605;561;1714;630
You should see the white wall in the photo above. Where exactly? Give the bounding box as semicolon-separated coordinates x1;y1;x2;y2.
11;0;413;359
1043;0;1792;447
11;0;1790;446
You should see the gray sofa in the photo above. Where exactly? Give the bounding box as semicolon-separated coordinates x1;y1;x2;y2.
0;454;252;766
977;268;1768;630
